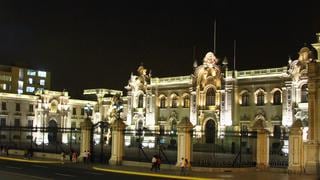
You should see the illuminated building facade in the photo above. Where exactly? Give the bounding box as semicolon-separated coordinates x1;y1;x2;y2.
124;45;316;147
0;65;51;95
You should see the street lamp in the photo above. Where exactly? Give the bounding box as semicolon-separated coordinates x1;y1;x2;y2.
84;103;94;119
112;93;123;120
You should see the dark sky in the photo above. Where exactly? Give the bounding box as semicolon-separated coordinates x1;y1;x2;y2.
0;1;319;98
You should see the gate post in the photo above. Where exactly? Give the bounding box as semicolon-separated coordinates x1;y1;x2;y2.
252;119;270;169
109;119;126;165
288;120;304;173
80;118;93;161
176;117;193;166
256;128;270;169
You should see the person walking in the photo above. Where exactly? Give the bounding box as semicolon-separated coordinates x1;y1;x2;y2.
150;155;157;171
61;151;65;164
156;156;161;171
83;150;88;163
184;158;191;175
179;157;185;175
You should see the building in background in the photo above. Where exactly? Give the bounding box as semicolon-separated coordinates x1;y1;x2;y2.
0;65;51;95
124;42;318;149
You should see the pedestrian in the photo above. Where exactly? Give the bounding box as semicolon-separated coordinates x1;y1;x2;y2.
156;156;161;171
72;151;77;163
150;155;157;171
179;157;185;175
184;158;191;175
83;150;87;163
61;151;65;164
87;150;91;163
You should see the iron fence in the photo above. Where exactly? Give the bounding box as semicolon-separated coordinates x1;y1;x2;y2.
0;126;81;155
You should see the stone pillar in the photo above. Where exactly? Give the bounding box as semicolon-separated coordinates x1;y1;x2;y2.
80;118;93;161
176;117;193;165
252;119;270;169
256;128;270;169
288;120;304;173
304;58;320;174
109;119;126;165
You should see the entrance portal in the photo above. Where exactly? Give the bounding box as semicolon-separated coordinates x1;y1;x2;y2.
48;120;58;144
205;119;215;144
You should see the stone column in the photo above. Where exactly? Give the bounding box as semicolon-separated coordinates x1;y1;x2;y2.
304;58;320;174
80;118;93;161
288;120;304;173
252;119;270;169
256;128;270;169
176;117;193;166
109;119;126;165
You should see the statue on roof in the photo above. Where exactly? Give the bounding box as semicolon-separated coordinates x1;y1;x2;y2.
203;52;218;67
288;47;312;81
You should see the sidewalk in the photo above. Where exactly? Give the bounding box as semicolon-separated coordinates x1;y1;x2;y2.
0;154;318;180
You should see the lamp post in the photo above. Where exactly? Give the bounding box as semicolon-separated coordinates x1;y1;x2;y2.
83;103;93;161
109;93;126;165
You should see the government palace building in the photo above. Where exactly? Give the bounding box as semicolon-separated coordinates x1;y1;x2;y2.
0;37;319;150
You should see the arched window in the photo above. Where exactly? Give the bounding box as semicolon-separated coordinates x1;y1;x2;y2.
138;94;144;108
160;96;166;108
257;91;265;106
206;88;215;106
273;90;281;105
183;95;190;108
171;95;178;108
241;92;250;106
171;120;177;135
301;84;308;103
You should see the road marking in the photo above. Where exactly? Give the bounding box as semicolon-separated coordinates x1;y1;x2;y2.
0;156;60;164
85;172;104;175
0;170;53;180
5;165;23;169
55;173;76;177
93;167;222;180
32;165;49;168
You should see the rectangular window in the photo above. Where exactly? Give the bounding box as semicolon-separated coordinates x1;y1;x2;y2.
81;108;84;115
28;78;33;84
16;103;20;111
18;80;24;89
19;69;24;80
14;118;20;127
38;71;47;78
29;104;34;112
18;89;23;94
0;118;6;127
27;120;33;127
0;83;7;90
27;70;36;76
40;79;45;86
0;75;12;81
73;108;77;115
26;86;35;93
2;102;6;110
71;122;76;129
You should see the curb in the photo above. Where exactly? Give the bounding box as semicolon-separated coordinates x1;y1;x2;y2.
92;166;222;180
0;156;60;164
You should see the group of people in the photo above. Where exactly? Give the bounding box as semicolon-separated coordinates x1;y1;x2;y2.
60;150;79;164
60;150;91;164
0;145;8;156
150;155;161;171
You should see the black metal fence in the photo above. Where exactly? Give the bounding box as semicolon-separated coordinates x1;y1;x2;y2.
192;130;257;168
0;126;81;155
269;131;289;168
123;129;177;165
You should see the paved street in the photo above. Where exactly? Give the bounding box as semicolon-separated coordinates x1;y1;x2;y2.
0;159;166;180
0;156;319;180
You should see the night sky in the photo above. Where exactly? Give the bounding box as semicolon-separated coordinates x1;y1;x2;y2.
0;1;319;98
